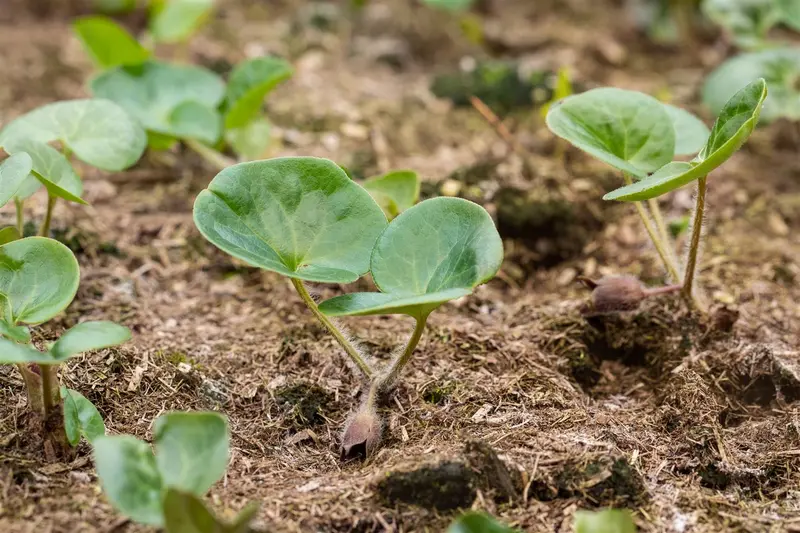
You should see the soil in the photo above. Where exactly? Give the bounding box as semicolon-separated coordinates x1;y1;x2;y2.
1;0;799;532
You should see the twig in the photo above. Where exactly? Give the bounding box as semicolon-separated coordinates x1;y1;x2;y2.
469;96;525;155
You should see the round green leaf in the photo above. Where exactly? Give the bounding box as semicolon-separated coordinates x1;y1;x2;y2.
0;99;146;172
447;513;519;533
662;104;710;156
703;48;800;123
153;412;229;496
225;117;272;160
574;509;637;533
49;321;131;363
0;337;52;364
73;16;151;69
150;0;214;43
546;87;675;178
61;387;105;446
3;139;86;205
0;237;80;325
605;79;767;201
362;170;420;219
93;435;164;527
224;56;293;129
162;489;220;533
319;197;503;318
90;61;225;143
193;157;388;283
0;153;33;208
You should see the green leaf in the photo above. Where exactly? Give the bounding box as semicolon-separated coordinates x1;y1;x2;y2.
362;170;420;219
225;118;271;160
422;0;475;11
169;101;222;145
224;56;293;129
153;412;229;496
93;435;165;527
162;489;258;533
0;319;31;343
447;512;519;533
0;337;52;364
574;509;637;533
0;237;80;324
605;79;767;201
0;99;146;172
193;157;388;284
703;48;800;123
49;321;131;362
0;227;21;246
662;104;710;156
148;131;179;151
546;88;675;178
3;139;86;205
319;197;503;318
73;16;151;69
61;387;105;446
779;0;800;30
92;0;136;14
91;61;225;143
150;0;214;43
0;153;33;208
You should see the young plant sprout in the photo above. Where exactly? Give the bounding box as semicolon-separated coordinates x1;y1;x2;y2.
193;157;503;456
702;0;800;49
547;79;767;312
0;99;146;237
704;48;800;124
447;508;636;533
0;237;131;456
362;170;420;219
74;16;293;166
92;411;259;531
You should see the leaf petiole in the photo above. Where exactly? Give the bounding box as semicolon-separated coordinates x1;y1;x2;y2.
291;279;373;379
377;316;427;391
682;175;708;312
15;198;24;237
39;195;57;237
184;138;235;171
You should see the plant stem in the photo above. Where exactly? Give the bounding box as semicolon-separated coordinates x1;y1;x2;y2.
647;198;673;254
622;174;681;283
15;198;24;236
39;364;57;419
377;317;427;390
184;139;235;171
683;176;707;304
39;195;56;237
290;279;373;379
644;284;682;297
16;363;44;414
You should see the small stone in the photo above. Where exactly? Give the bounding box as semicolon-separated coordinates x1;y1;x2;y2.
340;123;369;140
767;213;789;237
557;268;577;286
440;179;462;197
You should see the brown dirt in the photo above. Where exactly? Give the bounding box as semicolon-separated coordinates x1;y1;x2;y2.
1;0;799;532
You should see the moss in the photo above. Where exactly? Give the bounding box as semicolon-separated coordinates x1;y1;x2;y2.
422;381;456;405
376;461;476;510
275;383;335;429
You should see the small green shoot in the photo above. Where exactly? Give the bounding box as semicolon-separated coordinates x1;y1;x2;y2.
193;157;502;457
149;0;215;44
447;512;519;533
93;411;259;531
0;237;131;456
74;16;151;69
574;509;637;533
362;170;420;219
0;99;146;236
547;79;765;311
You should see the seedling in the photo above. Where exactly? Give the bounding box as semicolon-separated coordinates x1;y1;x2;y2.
703;0;800;49
0;237;131;456
74;15;292;166
362;170;420;219
92;411;259;531
704;48;800;123
193;157;503;456
547;79;767;311
86;0;214;44
0;99;146;237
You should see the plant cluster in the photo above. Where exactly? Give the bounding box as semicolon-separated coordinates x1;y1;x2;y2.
448;509;637;533
702;0;800;49
546;79;767;312
193;156;503;456
93;410;259;532
0;237;131;456
73;13;293;166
